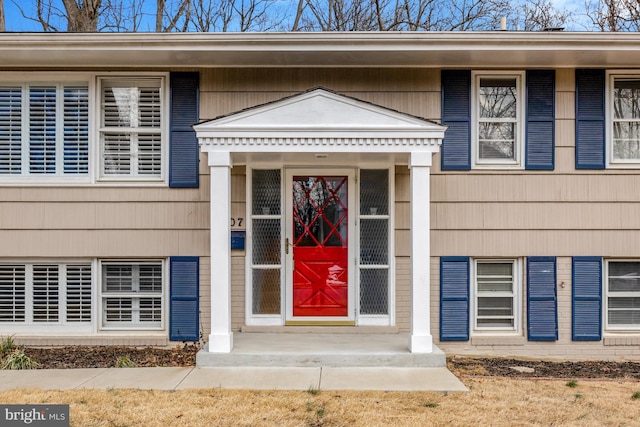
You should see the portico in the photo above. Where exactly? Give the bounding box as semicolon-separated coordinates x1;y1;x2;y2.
195;88;446;355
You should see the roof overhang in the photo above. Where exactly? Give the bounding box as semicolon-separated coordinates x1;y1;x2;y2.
3;31;640;69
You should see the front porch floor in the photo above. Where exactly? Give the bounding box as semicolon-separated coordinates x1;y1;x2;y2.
196;333;446;368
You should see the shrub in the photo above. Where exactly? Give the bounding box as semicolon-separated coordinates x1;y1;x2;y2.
115;355;136;368
2;350;38;370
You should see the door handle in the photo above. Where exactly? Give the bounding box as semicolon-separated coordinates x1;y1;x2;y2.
285;238;290;255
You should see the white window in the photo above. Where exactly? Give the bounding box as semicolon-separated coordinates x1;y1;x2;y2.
606;261;640;330
99;77;165;180
0;263;92;325
473;72;524;168
0;83;89;176
609;74;640;165
473;259;520;332
100;261;164;330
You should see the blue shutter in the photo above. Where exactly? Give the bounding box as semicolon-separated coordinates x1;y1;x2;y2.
169;72;199;188
576;69;605;169
170;256;199;341
572;257;602;341
526;70;555;170
440;257;470;341
441;70;471;170
527;257;558;341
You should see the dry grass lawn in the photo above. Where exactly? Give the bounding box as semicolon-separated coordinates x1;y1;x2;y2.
1;377;640;426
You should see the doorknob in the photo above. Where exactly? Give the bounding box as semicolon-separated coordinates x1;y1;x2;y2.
285;238;290;255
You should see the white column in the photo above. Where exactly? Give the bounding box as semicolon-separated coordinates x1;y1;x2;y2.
409;151;433;353
207;151;233;353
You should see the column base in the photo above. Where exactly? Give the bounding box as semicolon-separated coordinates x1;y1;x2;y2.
207;332;234;353
409;334;433;353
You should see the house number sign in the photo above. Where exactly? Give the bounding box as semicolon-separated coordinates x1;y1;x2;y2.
230;217;244;228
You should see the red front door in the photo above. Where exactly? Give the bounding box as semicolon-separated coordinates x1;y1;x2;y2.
292;176;348;317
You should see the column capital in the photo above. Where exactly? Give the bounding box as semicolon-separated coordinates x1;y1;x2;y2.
409;151;433;168
208;151;232;167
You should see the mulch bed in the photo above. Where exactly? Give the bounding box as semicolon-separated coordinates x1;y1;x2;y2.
22;344;199;369
448;356;640;379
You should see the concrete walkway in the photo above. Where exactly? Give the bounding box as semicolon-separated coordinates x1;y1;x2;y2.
0;366;467;392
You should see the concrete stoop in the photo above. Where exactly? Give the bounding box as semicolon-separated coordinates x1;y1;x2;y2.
196;333;447;368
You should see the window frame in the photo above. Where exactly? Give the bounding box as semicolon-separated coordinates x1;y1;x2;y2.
98;259;167;331
605;259;640;332
0;72;170;186
0;72;94;184
471;71;525;169
471;258;521;334
96;74;169;183
0;261;94;333
607;71;640;168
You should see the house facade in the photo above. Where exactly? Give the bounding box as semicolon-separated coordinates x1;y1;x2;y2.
1;32;640;360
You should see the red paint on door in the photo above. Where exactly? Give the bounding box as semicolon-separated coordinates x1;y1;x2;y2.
292;176;348;317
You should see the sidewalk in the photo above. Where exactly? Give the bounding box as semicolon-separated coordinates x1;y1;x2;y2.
0;366;467;392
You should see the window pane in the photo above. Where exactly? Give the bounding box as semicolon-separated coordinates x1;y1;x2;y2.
0;265;25;322
360;220;388;265
63;86;89;174
102;80;161;129
139;264;163;293
609;262;640;292
360;169;388;216
252;169;281;215
32;265;59;322
252;219;281;265
608;296;640;326
479;78;517;119
477;262;514;292
614;80;640;119
103;265;133;292
103;133;131;174
66;265;92;322
29;86;57;174
138;134;162;175
139;297;162;322
105;298;132;322
252;269;280;315
613;123;640;160
0;86;22;174
360;269;388;315
478;123;515;160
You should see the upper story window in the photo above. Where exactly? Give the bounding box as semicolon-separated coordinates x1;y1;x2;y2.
0;83;89;176
606;261;640;331
473;72;524;168
610;76;640;165
99;77;164;180
0;73;169;184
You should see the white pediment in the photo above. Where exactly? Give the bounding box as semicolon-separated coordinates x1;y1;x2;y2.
196;88;445;153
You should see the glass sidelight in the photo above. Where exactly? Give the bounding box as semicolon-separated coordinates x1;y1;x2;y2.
251;169;282;315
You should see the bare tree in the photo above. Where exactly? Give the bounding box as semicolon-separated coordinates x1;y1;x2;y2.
157;0;191;32
62;0;102;31
584;0;640;31
0;0;5;31
515;0;568;31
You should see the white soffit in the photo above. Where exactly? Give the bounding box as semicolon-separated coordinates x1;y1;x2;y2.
4;32;640;68
195;88;446;153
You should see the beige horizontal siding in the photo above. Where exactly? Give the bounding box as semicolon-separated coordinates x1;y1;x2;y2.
199;68;440;120
431;174;640;202
0;230;208;258
433;202;640;230
432;230;640;257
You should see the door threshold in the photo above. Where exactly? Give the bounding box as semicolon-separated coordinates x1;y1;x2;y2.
285;320;356;326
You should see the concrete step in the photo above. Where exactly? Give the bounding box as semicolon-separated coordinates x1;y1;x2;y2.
196;333;446;368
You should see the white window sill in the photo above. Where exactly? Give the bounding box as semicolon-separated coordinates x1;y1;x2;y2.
603;335;640;346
